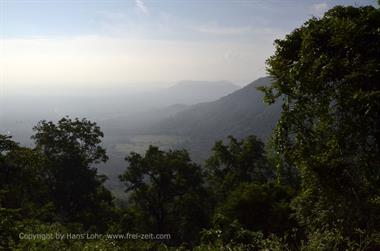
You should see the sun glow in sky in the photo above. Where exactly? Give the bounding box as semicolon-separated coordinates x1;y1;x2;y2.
0;0;377;92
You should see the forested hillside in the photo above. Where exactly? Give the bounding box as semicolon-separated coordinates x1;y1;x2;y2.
149;77;280;140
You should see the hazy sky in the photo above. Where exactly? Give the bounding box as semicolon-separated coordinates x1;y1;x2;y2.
0;0;377;92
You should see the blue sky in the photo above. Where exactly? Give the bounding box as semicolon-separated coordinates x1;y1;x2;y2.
0;0;377;92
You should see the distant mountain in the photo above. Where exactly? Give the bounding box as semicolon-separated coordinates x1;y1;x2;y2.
144;77;282;161
100;103;189;137
155;80;240;105
149;77;280;139
98;81;239;133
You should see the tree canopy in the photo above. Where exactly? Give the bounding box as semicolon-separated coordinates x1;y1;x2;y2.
119;146;211;244
32;117;114;230
205;136;272;200
260;4;380;246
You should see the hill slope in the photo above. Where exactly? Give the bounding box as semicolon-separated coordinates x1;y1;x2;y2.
155;80;240;105
145;77;282;161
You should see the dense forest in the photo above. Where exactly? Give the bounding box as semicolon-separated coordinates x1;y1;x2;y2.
1;4;380;250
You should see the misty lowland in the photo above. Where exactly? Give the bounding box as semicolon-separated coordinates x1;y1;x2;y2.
1;1;380;250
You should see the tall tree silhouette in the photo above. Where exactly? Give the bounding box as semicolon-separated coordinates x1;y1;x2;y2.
32;117;113;230
260;4;380;243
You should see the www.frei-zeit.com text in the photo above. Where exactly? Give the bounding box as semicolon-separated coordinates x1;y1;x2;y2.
19;232;171;241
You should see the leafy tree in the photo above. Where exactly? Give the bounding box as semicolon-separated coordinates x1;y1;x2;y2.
205;136;273;201
0;135;52;249
0;135;19;200
203;136;298;247
1;146;50;215
120;146;211;244
32;117;114;230
0;134;54;215
260;4;380;245
0;186;21;250
220;182;296;236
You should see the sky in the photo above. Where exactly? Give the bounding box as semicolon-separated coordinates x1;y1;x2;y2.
0;0;377;93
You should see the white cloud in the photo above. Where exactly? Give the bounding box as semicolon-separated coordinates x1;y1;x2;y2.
135;0;149;15
311;2;328;17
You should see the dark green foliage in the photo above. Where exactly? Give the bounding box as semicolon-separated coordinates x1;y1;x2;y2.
30;118;110;230
0;135;52;249
119;146;211;244
202;136;298;248
32;117;108;165
0;191;21;250
0;134;18;152
31;117;114;230
205;136;273;201
220;182;296;235
0;135;52;219
262;3;380;248
1;147;50;216
0;119;118;249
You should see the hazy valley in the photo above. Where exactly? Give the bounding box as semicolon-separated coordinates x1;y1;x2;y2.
102;77;281;193
0;77;279;194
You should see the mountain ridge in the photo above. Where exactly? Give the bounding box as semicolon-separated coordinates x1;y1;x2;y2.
147;76;280;140
140;76;282;162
